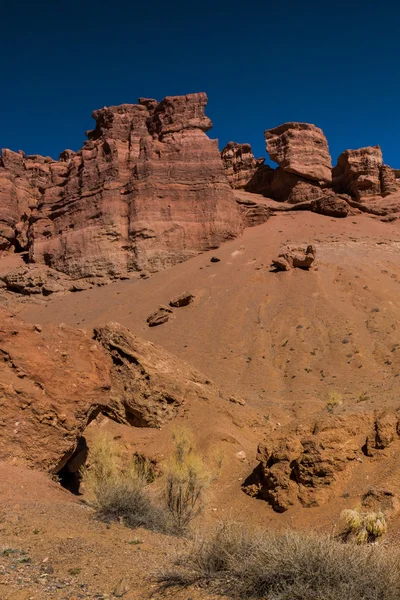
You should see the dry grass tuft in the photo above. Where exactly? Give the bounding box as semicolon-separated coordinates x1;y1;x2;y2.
341;508;387;544
158;521;400;599
163;428;211;535
81;434;168;532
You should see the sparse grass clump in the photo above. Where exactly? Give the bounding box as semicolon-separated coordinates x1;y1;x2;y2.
341;508;387;544
326;390;343;412
163;428;210;535
82;430;211;536
158;522;400;600
81;434;169;532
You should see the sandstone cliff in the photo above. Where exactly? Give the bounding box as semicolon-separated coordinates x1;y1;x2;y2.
0;93;243;278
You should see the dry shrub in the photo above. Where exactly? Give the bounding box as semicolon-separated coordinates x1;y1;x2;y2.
163;428;210;534
158;521;400;599
81;434;168;532
326;390;343;413
341;508;387;544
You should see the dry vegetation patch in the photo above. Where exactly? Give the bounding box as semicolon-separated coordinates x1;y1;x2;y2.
158;522;400;600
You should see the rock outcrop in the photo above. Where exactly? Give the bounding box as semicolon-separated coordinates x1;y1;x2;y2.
333;146;383;199
264;123;332;204
169;292;194;307
0;309;225;472
0;93;243;279
265;123;332;183
0;308;113;473
244;409;400;512
0;265;73;296
221;142;265;189
94;321;220;427
0;150;39;252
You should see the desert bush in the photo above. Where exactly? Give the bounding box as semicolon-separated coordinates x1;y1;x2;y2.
341;508;387;544
163;428;210;534
158;521;400;599
326;390;343;413
81;434;168;532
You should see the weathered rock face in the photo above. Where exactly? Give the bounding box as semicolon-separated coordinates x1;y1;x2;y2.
94;321;221;427
221;142;265;189
0;310;225;472
0;308;113;472
332;146;383;199
380;165;399;197
265;122;332;184
244;410;400;512
0;150;39;252
1;93;242;278
0;265;73;296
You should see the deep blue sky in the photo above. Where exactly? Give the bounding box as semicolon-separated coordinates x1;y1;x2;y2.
2;0;399;166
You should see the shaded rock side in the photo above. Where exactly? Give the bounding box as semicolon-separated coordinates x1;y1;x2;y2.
221;142;266;189
1;93;242;278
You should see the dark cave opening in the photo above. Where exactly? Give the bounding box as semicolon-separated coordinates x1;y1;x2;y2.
58;436;88;495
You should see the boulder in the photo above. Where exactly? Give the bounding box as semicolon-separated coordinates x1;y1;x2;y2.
221;142;266;189
169;292;194;307
311;194;350;218
265;122;332;184
271;245;316;271
146;305;173;326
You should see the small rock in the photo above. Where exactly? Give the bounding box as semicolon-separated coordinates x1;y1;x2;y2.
210;256;220;263
113;577;131;597
236;451;246;461
229;395;246;406
169;292;195;307
146;305;173;327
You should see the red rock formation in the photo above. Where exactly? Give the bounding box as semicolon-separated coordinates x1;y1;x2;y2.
221;142;265;189
332;146;383;199
244;409;400;512
263;122;332;203
1;93;242;278
0;310;225;472
380;165;399;197
265;122;332;184
0;150;38;251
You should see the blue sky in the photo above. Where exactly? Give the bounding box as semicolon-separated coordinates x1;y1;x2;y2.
2;0;399;166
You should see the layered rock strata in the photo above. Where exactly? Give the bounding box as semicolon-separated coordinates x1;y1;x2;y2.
221;142;265;189
0;93;243;278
